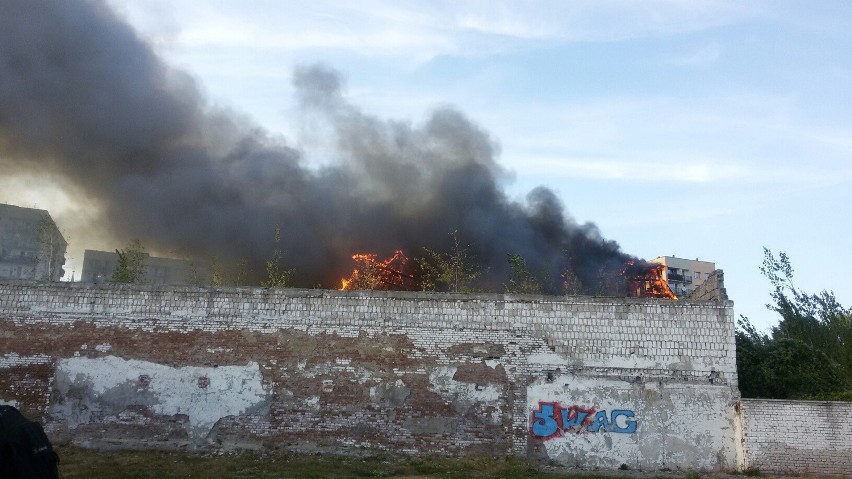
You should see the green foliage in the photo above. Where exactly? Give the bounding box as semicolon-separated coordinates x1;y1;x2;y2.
189;257;250;287
561;268;583;295
35;213;65;281
232;258;249;286
111;238;146;284
735;316;774;399
343;257;382;290
417;229;482;293
207;256;223;287
736;248;851;400
737;317;842;399
594;263;628;297
504;253;543;294
262;226;294;288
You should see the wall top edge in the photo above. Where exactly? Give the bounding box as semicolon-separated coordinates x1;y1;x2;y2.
740;398;852;406
0;280;733;308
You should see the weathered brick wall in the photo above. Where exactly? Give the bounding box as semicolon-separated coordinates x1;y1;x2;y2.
688;270;727;301
1;280;739;472
741;399;852;477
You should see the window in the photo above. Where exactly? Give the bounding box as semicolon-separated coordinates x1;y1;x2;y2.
705;273;710;280
694;272;700;280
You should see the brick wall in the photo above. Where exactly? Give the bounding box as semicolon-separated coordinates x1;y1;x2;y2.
741;399;852;477
1;280;739;472
688;270;727;301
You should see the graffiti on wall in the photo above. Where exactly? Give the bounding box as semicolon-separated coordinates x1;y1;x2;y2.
529;402;637;439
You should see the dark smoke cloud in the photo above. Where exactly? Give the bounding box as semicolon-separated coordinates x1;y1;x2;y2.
0;0;641;292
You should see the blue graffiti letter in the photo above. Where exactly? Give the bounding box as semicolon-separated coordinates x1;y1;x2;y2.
531;403;559;437
609;410;637;433
586;410;611;432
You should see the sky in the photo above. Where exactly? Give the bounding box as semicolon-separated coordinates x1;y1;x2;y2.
3;0;851;331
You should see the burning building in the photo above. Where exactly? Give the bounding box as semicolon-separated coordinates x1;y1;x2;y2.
650;256;716;297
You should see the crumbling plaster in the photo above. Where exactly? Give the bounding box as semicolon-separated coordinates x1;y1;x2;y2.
1;281;739;472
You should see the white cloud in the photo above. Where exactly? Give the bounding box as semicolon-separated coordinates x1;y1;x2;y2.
505;154;749;184
109;0;762;64
475;92;852;188
670;42;724;67
451;0;760;42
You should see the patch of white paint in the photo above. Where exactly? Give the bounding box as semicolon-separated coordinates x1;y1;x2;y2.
0;353;52;367
527;350;683;371
94;343;111;353
526;351;569;367
429;366;502;404
206;347;231;354
300;361;378;384
369;379;407;402
527;373;737;471
54;356;270;439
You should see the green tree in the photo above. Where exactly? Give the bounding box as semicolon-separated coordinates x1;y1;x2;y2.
417;230;482;293
735;316;774;398
343;256;382;290
262;226;294;288
232;258;249;286
35;213;66;281
503;253;543;294
736;248;851;400
760;248;851;378
561;268;583;295
189;257;250;287
209;256;226;287
736;316;843;399
112;238;147;284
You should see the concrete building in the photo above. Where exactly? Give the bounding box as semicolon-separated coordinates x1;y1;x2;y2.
0;204;67;281
650;255;715;297
81;249;195;285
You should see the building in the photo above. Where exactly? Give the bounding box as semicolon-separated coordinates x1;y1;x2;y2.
81;249;195;285
649;255;715;297
0;204;67;281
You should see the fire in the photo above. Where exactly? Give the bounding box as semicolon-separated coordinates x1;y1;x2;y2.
338;251;676;298
625;261;677;300
340;249;415;291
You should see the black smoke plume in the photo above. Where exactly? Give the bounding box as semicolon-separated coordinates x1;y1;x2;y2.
0;0;644;293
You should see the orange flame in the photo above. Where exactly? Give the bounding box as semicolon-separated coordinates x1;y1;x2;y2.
624;261;677;300
340;249;415;291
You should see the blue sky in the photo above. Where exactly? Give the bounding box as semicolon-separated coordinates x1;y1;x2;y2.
5;1;850;330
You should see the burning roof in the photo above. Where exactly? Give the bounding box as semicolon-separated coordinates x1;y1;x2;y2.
337;249;676;300
340;250;415;291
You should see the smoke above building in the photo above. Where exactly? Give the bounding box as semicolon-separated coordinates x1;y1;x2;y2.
0;0;650;293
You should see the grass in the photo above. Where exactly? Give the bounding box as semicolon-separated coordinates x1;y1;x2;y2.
55;446;686;479
55;446;840;479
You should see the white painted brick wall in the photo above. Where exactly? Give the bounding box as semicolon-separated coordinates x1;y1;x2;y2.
0;280;741;471
0;281;737;385
742;399;852;476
